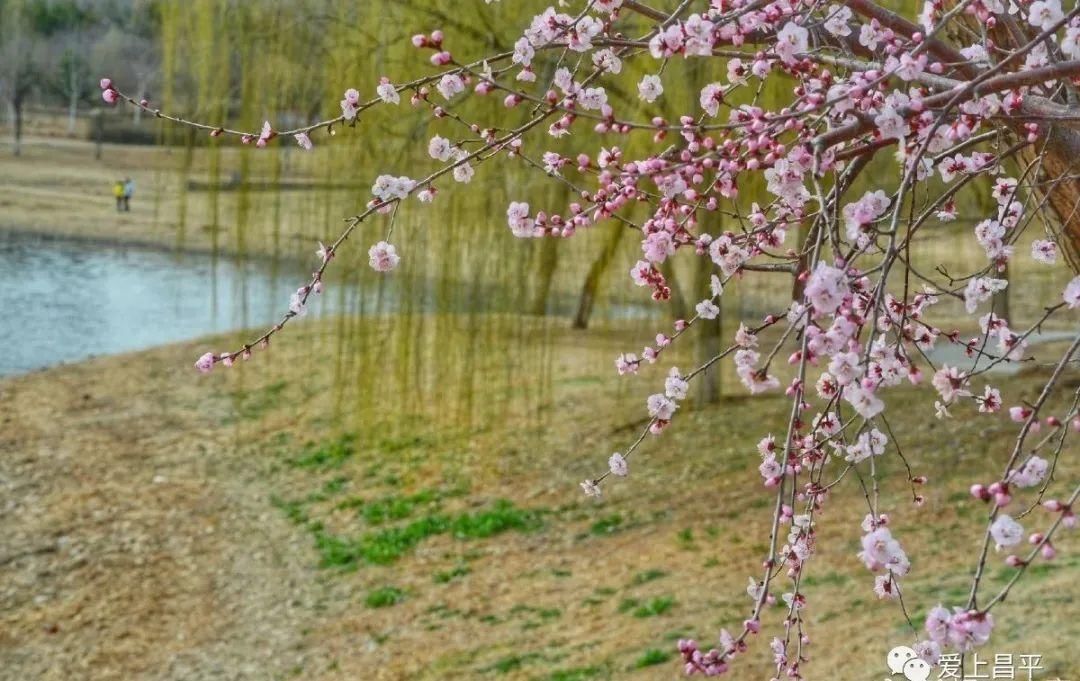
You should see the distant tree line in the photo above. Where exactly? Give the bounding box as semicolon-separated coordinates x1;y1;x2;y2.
0;0;160;154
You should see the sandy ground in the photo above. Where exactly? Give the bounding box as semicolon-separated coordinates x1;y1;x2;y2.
0;341;321;680
2;321;1079;681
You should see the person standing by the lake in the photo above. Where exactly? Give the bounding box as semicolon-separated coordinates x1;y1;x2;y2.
122;177;135;211
113;180;124;212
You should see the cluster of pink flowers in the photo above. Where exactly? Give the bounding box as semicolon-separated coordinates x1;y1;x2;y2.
925;606;995;653
99;78;119;105
104;0;1080;675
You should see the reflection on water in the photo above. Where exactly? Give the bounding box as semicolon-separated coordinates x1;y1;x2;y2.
0;234;335;376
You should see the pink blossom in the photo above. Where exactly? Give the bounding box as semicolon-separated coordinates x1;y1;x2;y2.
1028;0;1063;29
638;75;663;102
428;135;454;162
452;162;474;183
368;241;400;272
376;78;400;105
699;83;724;117
642;230;675;263
1031;240;1057;264
293;132;313;150
978;386;1002;413
990;515;1024;549
931;366;970;404
913;640;942;665
507;202;533;237
436;74;465;100
873;574;897;599
845;384;884;419
256;120;273;147
341;88;360;120
608;452;628;476
696;300;719;319
646;393;677;420
774;22;808;65
823;5;852;36
925;607;994;651
371;175;415;202
1064;276;1080;308
615;353;639;375
580;479;602;498
665;368;689;400
804;263;849;316
963;277;1007;313
579;87;608;111
1008;456;1048;488
194;352;215;373
858;526;910;575
288;287;308;316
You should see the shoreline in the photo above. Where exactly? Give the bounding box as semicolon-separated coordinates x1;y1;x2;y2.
0;223;314;267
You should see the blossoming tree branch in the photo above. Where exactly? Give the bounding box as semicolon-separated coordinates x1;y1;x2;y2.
102;0;1080;676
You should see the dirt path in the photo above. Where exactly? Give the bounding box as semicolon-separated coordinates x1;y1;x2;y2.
0;348;319;681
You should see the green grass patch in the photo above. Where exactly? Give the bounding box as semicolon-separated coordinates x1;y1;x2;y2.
589;514;623;536
630;569;668;585
544;666;603;681
270;495;309;526
434;564;471;583
322;476;348;496
289;433;356;468
509;604;562;620
487;652;543;674
365;586;405;608
631;596;676;618
634;648;672;668
356;489;440;524
800;571;850;587
312;499;543;569
376;433;435;454
232;380;288;420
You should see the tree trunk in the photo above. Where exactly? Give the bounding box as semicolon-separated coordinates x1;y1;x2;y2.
67;69;79;137
1022;129;1080;274
12;99;23;157
93;109;103;160
529;237;559;315
660;259;688;321
572;222;625;329
946;5;1080;274
694;252;723;403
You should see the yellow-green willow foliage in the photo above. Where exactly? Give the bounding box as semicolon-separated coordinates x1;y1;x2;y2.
155;1;661;433
154;0;1038;431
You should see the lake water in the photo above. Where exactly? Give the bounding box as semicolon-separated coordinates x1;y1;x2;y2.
0;234;337;376
0;233;661;377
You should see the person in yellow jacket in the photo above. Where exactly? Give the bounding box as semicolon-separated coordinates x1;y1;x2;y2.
113;180;124;212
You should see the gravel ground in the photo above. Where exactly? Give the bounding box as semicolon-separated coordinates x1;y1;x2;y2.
0;346;323;681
